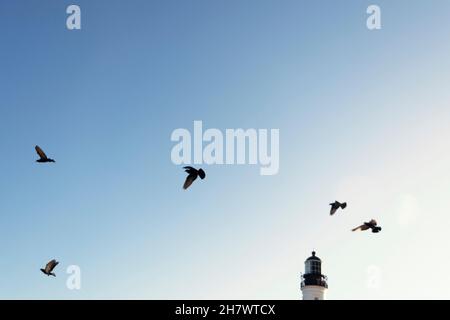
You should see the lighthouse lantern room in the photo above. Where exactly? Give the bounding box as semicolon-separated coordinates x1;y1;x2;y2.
300;251;328;300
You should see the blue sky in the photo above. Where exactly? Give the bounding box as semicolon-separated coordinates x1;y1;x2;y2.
1;0;450;299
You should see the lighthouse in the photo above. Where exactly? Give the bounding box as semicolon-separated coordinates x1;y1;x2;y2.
300;251;328;300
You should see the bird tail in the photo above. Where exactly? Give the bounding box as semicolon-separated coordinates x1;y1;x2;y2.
50;273;56;277
341;202;347;209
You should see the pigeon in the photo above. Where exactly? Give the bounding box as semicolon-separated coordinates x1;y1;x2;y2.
329;201;347;215
40;259;59;277
35;146;55;163
352;219;382;233
183;166;206;190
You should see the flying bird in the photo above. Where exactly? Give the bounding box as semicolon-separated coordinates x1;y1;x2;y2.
35;146;55;163
183;166;206;190
329;201;347;215
352;219;382;233
40;259;59;277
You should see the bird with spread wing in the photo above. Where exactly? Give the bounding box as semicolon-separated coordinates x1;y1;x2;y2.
183;166;206;190
329;201;347;215
40;259;59;277
35;146;55;163
352;219;382;233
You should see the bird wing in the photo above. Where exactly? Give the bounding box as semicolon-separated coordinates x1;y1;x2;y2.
183;166;196;173
35;146;48;160
330;205;338;216
46;259;58;272
183;173;197;190
352;224;369;231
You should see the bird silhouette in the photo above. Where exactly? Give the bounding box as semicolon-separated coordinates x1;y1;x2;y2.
40;259;59;277
183;166;206;190
35;146;55;163
352;219;382;233
330;201;347;215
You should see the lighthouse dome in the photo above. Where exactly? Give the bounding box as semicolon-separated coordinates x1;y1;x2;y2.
306;251;321;262
305;251;322;274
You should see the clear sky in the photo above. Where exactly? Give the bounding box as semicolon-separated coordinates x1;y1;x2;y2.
1;0;450;299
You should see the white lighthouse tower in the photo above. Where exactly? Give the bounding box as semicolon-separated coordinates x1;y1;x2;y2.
300;251;328;300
